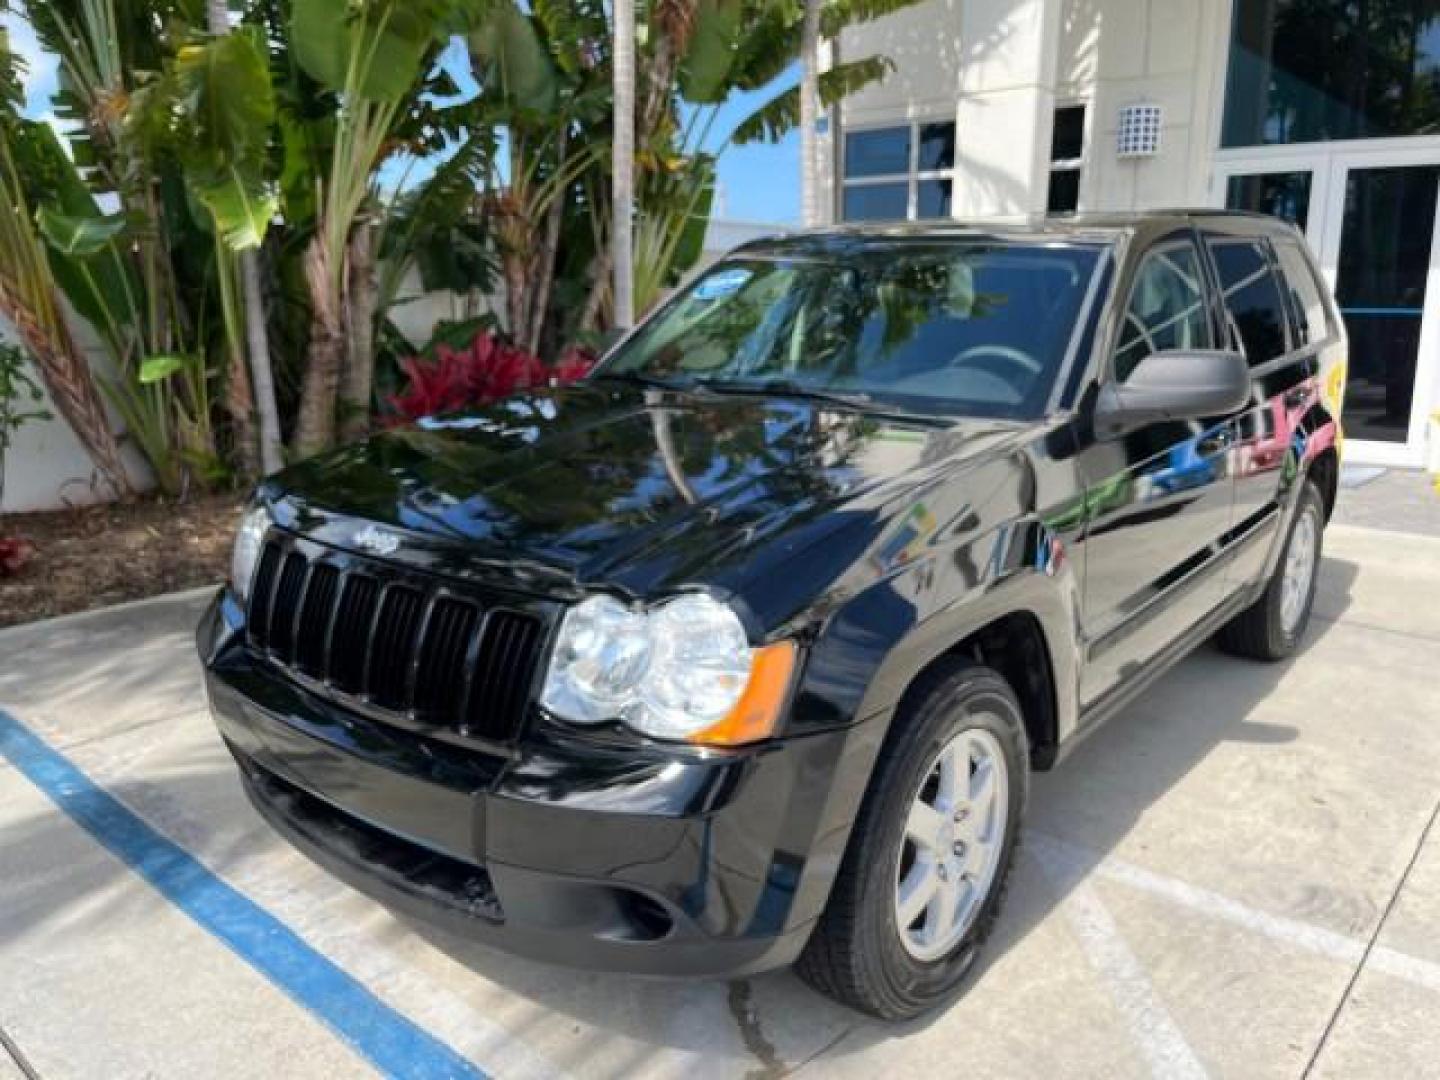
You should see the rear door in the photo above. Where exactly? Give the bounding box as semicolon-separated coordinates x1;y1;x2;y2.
1204;230;1319;589
1075;232;1240;708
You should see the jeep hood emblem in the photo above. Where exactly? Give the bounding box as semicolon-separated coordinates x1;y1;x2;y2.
353;523;401;556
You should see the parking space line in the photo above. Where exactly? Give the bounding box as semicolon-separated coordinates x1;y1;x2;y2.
1030;838;1210;1080
1302;792;1440;1077
0;1024;40;1080
0;708;489;1080
1036;833;1440;995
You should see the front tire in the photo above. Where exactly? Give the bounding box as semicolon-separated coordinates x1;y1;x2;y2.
1218;479;1325;660
796;660;1028;1020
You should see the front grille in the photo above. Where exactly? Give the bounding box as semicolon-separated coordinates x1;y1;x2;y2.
245;534;546;743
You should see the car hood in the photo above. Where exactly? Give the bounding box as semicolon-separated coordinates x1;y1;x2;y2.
270;383;1022;611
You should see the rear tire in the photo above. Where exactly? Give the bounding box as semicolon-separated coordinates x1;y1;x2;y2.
796;660;1028;1020
1218;480;1324;661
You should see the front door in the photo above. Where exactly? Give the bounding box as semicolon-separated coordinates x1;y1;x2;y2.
1215;146;1440;467
1075;235;1237;709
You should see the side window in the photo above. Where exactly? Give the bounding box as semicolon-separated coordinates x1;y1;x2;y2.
1208;239;1291;366
1273;239;1331;347
1113;242;1211;381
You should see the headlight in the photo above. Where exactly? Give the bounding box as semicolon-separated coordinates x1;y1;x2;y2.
230;504;271;602
540;593;796;745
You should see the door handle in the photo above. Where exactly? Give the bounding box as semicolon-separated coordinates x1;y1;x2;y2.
1197;429;1233;455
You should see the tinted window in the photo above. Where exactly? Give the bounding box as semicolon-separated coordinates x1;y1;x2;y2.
843;184;908;222
916;178;952;218
1273;240;1330;346
1224;0;1440;146
1113;243;1211;381
1047;169;1080;214
1225;171;1311;230
606;244;1105;420
1051;106;1086;161
1209;240;1290;365
845;127;909;178
917;122;956;172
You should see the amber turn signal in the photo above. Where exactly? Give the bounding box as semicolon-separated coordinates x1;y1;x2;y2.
687;640;798;747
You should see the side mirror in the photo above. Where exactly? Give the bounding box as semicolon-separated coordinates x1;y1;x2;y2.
1094;349;1251;437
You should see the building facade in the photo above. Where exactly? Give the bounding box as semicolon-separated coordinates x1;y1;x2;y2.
829;0;1440;468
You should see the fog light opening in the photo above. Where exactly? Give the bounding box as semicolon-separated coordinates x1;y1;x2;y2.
620;891;675;941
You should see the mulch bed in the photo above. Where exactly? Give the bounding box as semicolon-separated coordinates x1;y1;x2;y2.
0;494;243;629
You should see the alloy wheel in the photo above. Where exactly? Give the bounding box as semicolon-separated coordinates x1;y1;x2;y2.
1281;505;1319;636
894;726;1010;962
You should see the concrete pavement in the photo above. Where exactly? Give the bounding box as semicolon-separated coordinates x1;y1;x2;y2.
1;521;1437;1078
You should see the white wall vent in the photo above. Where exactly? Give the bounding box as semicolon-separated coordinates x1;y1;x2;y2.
1117;103;1163;158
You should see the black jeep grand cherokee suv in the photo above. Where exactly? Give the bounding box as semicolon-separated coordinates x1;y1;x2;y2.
199;213;1344;1018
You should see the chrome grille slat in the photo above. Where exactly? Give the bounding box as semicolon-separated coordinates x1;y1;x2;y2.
241;534;542;744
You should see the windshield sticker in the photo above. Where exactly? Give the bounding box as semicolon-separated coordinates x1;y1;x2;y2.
694;267;752;301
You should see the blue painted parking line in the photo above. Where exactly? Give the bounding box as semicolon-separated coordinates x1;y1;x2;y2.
0;708;488;1080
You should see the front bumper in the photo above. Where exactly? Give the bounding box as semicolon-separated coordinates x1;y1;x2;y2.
199;592;885;978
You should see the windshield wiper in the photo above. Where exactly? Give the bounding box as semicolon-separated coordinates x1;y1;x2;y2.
590;370;689;391
690;377;879;410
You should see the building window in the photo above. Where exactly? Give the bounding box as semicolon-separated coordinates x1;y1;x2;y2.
1225;171;1312;230
841;121;956;222
1223;0;1440;147
1046;105;1085;214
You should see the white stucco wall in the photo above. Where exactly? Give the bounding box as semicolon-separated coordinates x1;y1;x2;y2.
833;0;1235;219
1;318;153;514
385;269;505;351
1059;0;1231;212
2;271;496;514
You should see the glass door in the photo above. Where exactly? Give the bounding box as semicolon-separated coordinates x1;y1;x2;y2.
1215;148;1440;466
1214;152;1331;250
1318;158;1440;464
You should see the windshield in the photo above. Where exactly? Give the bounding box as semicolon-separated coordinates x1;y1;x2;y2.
600;242;1106;419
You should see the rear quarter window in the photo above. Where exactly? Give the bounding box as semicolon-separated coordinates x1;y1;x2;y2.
1273;239;1332;347
1208;238;1291;367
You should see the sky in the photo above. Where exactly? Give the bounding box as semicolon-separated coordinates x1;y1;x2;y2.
696;71;802;225
0;16;800;226
2;7;60;120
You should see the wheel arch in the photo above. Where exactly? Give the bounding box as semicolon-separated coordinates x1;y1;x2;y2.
892;610;1062;771
1307;444;1340;522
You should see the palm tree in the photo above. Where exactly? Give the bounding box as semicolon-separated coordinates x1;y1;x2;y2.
0;31;130;496
0;133;130;496
612;0;636;330
287;0;454;456
203;0;282;476
800;0;823;227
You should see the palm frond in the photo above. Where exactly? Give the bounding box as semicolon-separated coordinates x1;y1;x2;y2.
731;55;893;144
727;4;801;92
821;0;929;37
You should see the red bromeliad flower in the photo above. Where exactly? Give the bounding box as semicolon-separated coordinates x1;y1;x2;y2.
0;536;36;577
387;333;596;426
